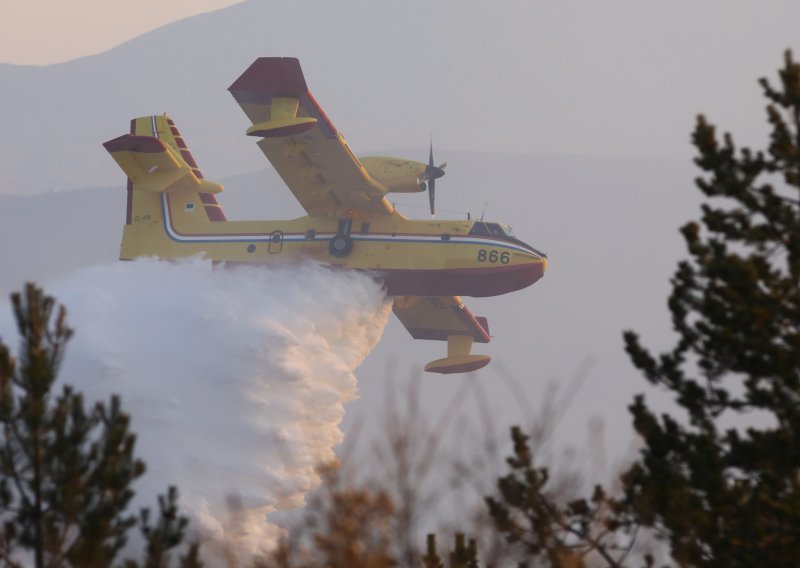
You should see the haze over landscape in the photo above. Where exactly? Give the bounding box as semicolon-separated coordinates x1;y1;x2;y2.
1;0;799;558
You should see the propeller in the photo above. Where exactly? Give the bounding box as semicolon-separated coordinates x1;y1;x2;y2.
420;139;446;215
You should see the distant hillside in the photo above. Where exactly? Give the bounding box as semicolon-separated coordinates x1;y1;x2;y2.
0;150;696;293
0;167;283;294
2;0;799;194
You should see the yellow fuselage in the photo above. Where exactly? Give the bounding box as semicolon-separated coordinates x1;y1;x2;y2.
122;190;546;297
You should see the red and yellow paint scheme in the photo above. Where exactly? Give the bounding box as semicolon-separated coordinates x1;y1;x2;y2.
103;57;547;374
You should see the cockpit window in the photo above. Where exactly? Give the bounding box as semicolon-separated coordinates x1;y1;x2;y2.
469;221;543;256
486;223;506;237
469;222;509;237
468;222;490;236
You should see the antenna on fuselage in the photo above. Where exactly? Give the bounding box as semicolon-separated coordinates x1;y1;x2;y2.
479;201;488;222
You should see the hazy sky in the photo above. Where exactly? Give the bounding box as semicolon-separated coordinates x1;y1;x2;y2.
3;0;799;474
0;0;242;65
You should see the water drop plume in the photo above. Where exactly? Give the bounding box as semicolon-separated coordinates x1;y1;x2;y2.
0;257;392;556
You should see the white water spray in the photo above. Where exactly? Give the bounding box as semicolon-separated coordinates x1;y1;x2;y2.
0;258;392;557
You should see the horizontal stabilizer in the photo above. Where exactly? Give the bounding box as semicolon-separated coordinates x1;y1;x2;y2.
103;135;223;195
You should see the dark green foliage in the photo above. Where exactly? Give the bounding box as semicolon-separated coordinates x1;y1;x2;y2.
0;283;195;567
486;427;632;567
448;533;478;568
422;533;478;568
422;534;444;568
621;51;800;566
139;487;199;568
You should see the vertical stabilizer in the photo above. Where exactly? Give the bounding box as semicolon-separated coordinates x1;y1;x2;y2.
103;115;226;259
125;115;226;223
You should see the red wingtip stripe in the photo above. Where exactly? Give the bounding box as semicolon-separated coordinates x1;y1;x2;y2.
452;305;491;343
180;150;199;168
125;119;136;226
205;206;227;222
103;134;166;154
304;90;337;137
228;58;338;139
228;57;307;95
475;316;490;337
199;193;227;222
125;178;133;225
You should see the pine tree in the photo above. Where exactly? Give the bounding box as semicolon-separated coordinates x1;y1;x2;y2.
421;533;479;568
422;534;444;568
485;427;632;567
447;533;478;568
0;283;198;567
620;50;800;566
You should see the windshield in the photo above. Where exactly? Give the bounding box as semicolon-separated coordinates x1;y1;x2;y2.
468;221;546;257
468;222;489;236
469;222;507;237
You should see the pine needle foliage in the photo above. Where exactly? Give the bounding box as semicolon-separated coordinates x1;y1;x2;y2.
485;427;634;568
620;51;800;566
422;534;444;568
421;533;479;568
0;283;198;568
447;533;479;568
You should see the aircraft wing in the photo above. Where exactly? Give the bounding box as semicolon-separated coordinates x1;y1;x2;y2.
229;57;393;217
393;296;492;374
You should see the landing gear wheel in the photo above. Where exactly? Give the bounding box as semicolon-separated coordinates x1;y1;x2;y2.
329;234;353;257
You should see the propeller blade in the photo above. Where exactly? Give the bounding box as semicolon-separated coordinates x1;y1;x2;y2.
424;137;445;215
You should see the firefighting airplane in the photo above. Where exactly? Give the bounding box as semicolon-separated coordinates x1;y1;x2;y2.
103;57;547;374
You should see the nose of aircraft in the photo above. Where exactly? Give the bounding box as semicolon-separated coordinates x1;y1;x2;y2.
524;250;547;287
505;249;547;293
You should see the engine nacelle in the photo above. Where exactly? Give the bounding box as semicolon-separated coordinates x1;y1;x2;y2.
360;156;428;194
